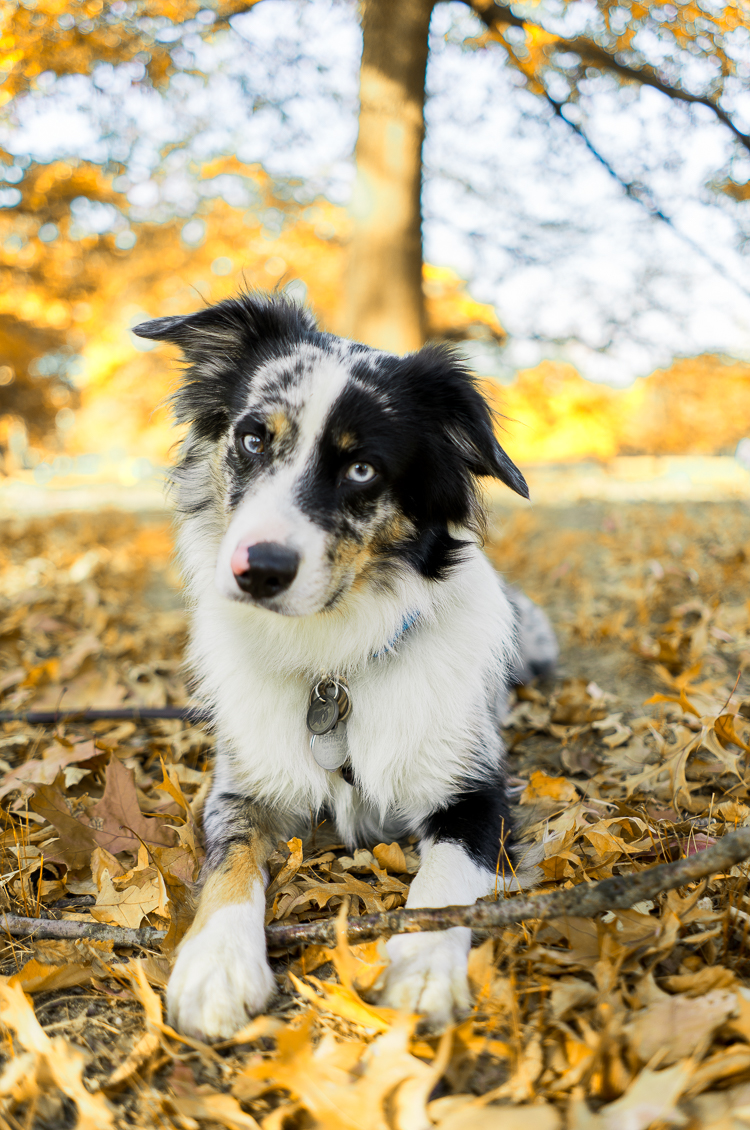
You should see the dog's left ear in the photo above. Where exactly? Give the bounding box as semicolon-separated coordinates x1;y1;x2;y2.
439;361;529;500
131;292;317;360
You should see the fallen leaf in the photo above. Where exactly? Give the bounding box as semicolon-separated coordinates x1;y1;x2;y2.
520;770;579;805
373;841;407;872
171;1092;262;1129
433;1100;562;1130
624;989;737;1065
0;739;101;800
91;867;162;929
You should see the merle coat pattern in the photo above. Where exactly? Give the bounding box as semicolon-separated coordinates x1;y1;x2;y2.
133;292;557;1040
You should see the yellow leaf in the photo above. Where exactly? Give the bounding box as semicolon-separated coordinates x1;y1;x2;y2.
171;1092;262;1130
9;959;99;994
289;971;399;1033
90;868;160;929
520;770;578;804
373;841;407;872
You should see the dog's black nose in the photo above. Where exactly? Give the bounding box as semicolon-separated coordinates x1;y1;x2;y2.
234;542;300;600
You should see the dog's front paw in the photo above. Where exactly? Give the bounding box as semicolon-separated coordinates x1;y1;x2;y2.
166;904;275;1040
378;927;472;1029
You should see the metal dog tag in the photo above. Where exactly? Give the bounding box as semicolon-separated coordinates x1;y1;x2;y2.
310;721;349;771
307;693;339;735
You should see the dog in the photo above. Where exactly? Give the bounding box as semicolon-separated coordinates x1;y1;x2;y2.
133;291;557;1040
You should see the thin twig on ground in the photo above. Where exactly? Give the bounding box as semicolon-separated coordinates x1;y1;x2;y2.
3;826;749;952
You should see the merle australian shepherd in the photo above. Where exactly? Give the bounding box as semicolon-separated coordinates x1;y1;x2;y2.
134;292;557;1040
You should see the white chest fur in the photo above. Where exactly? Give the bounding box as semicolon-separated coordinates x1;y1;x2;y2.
187;541;516;826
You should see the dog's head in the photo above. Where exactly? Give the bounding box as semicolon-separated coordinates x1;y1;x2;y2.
134;291;527;616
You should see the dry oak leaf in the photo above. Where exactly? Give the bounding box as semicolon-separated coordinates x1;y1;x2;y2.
8;956;109;994
0;980;115;1129
623;989;738;1065
235;1012;449;1130
289;972;399;1033
663;965;738;995
88;756;179;854
31;755;177;868
90;868;162;929
285;874;386;916
0;738;101;800
169;1092;262;1130
570;1061;692;1130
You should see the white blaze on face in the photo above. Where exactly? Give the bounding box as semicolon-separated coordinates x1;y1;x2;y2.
215;347;353;615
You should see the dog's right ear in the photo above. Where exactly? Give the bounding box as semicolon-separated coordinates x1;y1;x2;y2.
132;292;317;361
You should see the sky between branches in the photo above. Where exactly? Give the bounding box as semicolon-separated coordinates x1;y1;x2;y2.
3;0;750;385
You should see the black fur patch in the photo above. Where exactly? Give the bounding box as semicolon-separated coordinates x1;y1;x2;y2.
135;290;528;582
422;774;514;872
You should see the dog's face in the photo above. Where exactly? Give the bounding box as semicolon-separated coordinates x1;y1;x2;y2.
134;293;527;617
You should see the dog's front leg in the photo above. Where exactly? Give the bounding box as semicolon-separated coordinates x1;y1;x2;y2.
167;783;278;1040
379;780;511;1028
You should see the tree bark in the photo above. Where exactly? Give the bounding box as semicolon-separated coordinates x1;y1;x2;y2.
344;0;436;354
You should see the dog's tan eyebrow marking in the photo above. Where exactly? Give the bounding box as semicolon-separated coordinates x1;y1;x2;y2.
335;431;358;452
267;410;293;442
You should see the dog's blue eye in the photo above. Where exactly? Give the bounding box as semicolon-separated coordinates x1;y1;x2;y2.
241;433;264;456
345;462;376;484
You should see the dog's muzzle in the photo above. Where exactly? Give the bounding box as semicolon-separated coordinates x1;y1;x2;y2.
230;541;300;601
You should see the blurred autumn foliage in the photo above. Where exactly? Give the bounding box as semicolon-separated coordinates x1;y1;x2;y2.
0;155;512;470
1;148;749;472
0;0;749;474
489;356;750;464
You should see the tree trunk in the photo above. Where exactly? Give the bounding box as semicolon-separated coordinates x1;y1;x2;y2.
344;0;436;354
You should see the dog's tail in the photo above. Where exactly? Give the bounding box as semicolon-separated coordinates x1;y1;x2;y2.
505;584;559;686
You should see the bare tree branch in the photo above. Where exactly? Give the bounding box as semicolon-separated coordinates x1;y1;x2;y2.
469;0;750;156
6;827;748;952
542;92;750;302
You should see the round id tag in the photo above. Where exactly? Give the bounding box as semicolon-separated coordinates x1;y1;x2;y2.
307;694;339;735
310;721;349;771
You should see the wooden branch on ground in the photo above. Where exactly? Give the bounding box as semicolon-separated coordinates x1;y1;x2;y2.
0;914;166;948
0;707;210;725
266;827;750;949
3;827;749;952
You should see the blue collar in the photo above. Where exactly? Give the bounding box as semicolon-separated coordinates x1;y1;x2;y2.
372;610;421;659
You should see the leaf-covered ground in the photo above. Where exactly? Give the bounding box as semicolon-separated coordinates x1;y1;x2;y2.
1;500;750;1129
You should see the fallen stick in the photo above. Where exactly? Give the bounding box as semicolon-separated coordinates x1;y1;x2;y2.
0;914;166;948
0;706;210;725
2;827;749;951
266;825;750;949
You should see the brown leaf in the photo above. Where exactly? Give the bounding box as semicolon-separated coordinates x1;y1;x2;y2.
663;966;738;995
266;836;304;898
624;989;738;1065
9;958;101;994
30;783;99;870
90;868;162;929
0;980;116;1128
87;756;178;855
0;739;101;800
31;757;178;869
171;1092;262;1130
373;841;407;873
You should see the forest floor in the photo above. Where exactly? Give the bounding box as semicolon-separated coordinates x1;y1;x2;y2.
1;499;750;1129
